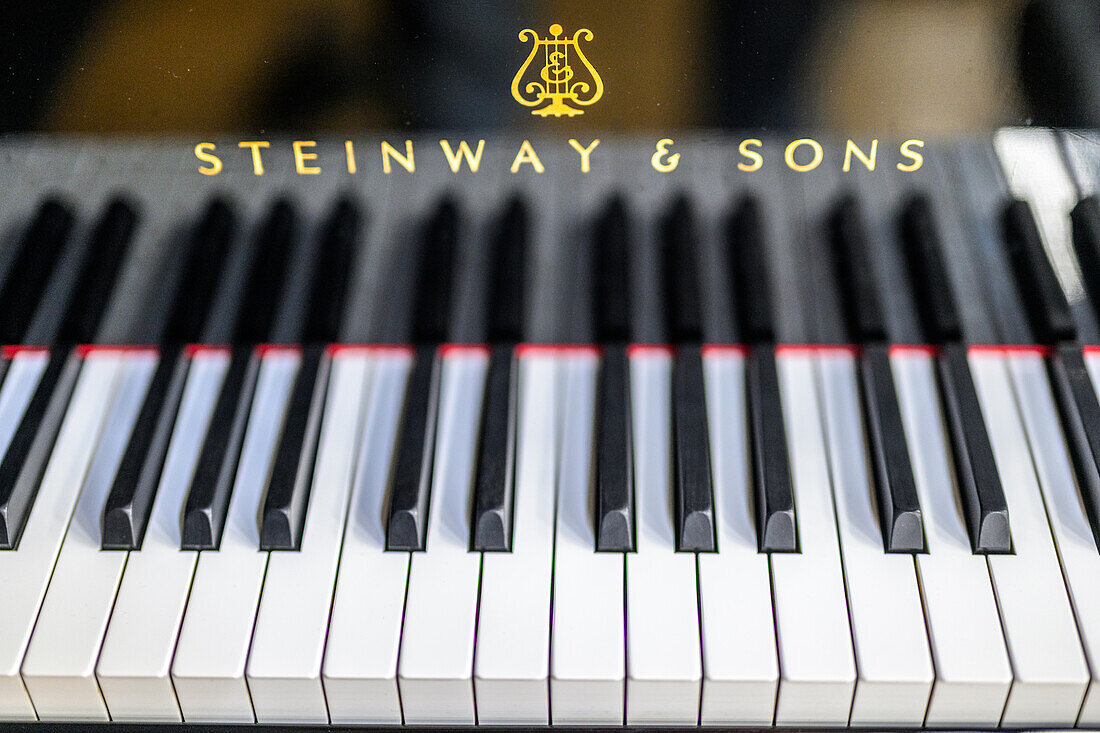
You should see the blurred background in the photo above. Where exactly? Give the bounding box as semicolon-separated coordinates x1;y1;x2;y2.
1;0;1097;135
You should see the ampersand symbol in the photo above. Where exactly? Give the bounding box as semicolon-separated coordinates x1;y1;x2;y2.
541;51;574;85
651;138;680;172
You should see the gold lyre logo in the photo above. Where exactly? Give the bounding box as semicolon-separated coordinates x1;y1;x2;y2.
511;24;603;117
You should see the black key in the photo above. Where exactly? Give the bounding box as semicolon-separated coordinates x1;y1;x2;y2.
257;197;359;549
937;344;1012;553
660;200;709;556
748;345;797;552
1002;198;1076;344
860;344;924;552
672;346;715;552
57;198;137;345
1071;195;1100;324
470;345;516;551
452;199;528;346
260;345;329;550
413;201;458;344
0;348;70;549
595;198;630;344
181;347;258;549
591;197;634;552
0;199;73;345
234;200;297;344
467;197;526;551
661;195;702;343
0;198;139;547
829;196;887;343
729;196;774;344
303;199;360;343
595;345;634;551
385;346;440;551
1049;345;1100;550
163;199;236;344
103;198;243;549
899;195;962;343
489;198;528;343
101;346;188;550
899;192;1010;552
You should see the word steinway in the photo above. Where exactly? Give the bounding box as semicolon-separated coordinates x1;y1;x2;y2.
193;138;927;176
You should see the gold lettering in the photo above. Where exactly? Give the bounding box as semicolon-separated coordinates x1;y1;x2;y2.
737;139;763;172
651;138;680;172
568;138;600;173
293;141;320;175
439;139;485;172
843;139;878;172
381;140;415;174
784;138;823;172
345;140;357;174
897;139;925;172
511;140;545;173
195;142;222;176
238;141;270;176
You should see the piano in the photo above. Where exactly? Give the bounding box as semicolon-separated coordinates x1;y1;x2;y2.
0;130;1095;729
8;0;1100;728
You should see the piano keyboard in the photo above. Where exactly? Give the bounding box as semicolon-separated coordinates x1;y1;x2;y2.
3;129;1100;727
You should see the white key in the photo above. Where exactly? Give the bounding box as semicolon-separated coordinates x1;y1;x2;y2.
891;347;1011;725
0;352;117;720
96;348;229;721
1080;348;1100;723
0;348;52;567
625;346;701;725
1012;350;1100;724
21;350;158;721
550;348;624;725
399;346;487;725
0;350;50;461
171;347;299;722
697;346;778;725
997;130;1100;723
970;350;1089;725
817;349;933;725
322;348;411;724
474;348;560;724
770;348;855;725
247;350;365;723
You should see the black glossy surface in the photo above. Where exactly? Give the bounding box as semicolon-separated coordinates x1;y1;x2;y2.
899;195;963;343
56;198;136;345
470;345;516;552
1050;345;1100;551
937;344;1012;554
101;346;188;550
596;345;634;552
385;346;439;552
829;195;887;343
0;348;70;549
260;345;329;551
672;345;715;552
1002;198;1076;344
860;344;925;553
180;348;258;550
747;345;798;553
0;199;72;345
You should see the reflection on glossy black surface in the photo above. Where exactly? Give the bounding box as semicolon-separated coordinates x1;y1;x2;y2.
0;1;1087;134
